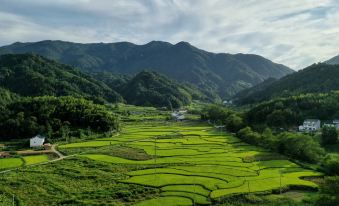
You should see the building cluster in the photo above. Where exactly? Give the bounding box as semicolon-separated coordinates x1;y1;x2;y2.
299;119;339;132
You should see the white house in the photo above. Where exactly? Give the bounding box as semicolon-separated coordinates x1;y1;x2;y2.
299;119;321;132
323;123;336;128
171;112;185;121
30;135;45;148
223;100;233;105
333;120;339;129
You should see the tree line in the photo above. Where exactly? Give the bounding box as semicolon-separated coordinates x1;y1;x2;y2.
0;95;120;141
201;105;338;173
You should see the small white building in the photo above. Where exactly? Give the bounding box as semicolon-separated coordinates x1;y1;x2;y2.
171;112;185;121
30;135;45;148
178;110;187;114
333;120;339;129
323;123;336;128
299;119;321;132
223;100;233;105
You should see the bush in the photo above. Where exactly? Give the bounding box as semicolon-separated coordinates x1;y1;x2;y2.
316;176;339;206
237;127;261;145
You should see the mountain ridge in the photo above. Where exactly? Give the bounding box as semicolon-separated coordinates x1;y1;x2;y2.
0;40;294;98
325;55;339;65
233;63;339;105
0;53;206;108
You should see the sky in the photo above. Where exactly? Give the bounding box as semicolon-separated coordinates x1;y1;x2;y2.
0;0;338;70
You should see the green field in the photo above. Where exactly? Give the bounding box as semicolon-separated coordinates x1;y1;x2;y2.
67;121;321;205
22;155;50;165
0;158;23;170
0;154;51;171
0;115;322;205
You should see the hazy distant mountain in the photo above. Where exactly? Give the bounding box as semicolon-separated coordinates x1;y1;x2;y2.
325;55;339;65
234;63;339;105
0;40;294;98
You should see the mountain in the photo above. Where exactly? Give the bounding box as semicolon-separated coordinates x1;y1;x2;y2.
325;55;339;65
121;71;197;108
0;54;123;103
0;40;294;98
0;54;206;108
234;63;339;105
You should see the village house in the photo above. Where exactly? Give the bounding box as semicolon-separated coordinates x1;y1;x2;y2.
299;119;321;132
223;100;233;105
171;111;185;121
323;119;339;129
333;119;339;129
30;135;45;148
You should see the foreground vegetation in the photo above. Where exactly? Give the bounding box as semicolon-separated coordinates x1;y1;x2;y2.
1;157;158;206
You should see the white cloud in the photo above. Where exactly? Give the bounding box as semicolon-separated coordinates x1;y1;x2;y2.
0;0;338;70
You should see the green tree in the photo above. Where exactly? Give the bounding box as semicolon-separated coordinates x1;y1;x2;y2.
277;133;325;163
225;114;245;133
237;127;261;145
60;122;70;143
261;128;276;150
323;154;339;175
322;126;338;145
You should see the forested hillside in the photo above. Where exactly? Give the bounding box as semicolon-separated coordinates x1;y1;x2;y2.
246;92;339;128
0;96;119;140
0;54;203;108
121;71;198;108
0;40;294;98
0;54;123;103
234;63;339;105
0;87;20;106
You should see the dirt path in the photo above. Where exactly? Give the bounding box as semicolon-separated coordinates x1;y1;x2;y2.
0;144;71;174
1;133;122;174
51;144;65;159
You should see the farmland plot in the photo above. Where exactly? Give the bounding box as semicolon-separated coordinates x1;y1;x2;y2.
75;121;322;205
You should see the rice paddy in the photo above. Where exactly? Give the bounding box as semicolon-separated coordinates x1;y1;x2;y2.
62;121;322;205
0;154;51;171
22;154;50;165
0;158;23;170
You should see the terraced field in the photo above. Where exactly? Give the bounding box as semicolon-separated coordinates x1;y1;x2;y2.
0;154;51;171
60;121;322;205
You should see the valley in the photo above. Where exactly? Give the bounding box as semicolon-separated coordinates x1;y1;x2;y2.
0;107;323;206
1;1;339;205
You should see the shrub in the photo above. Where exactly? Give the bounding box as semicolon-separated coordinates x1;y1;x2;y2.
316;176;339;206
